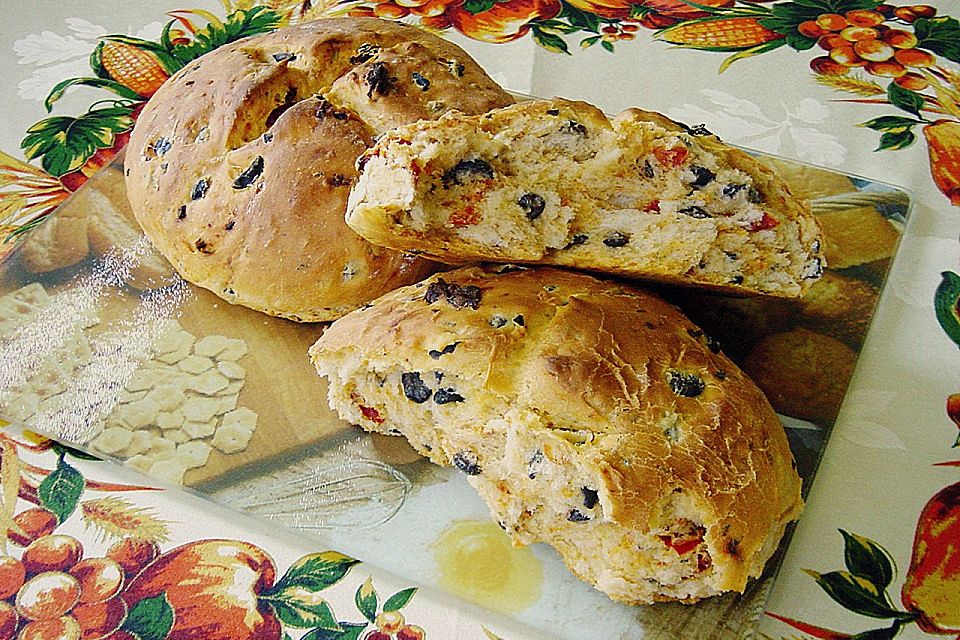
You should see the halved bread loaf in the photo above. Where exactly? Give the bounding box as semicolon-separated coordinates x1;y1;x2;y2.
346;98;825;298
309;265;803;604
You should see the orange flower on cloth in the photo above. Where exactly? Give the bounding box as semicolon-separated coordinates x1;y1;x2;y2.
447;0;562;43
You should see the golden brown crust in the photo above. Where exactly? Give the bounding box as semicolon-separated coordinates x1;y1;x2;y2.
126;18;514;321
310;265;803;601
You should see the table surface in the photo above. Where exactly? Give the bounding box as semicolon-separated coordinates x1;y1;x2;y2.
1;2;958;639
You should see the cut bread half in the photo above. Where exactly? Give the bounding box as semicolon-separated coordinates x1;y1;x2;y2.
309;265;803;604
346;98;824;298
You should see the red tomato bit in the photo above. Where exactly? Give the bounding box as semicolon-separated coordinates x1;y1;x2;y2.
359;405;384;424
653;146;689;167
449;205;482;226
749;212;779;232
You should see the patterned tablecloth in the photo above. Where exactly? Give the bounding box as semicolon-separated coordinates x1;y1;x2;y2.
0;1;958;639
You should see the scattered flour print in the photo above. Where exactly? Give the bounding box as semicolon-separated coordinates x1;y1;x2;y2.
14;18;163;101
669;89;847;168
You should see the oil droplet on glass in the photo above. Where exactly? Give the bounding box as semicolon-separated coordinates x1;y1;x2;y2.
432;520;542;613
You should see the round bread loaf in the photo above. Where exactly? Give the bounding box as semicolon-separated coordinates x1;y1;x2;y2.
125;18;514;321
309;265;803;604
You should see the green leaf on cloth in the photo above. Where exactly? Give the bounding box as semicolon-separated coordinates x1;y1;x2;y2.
935;271;960;348
785;32;817;50
913;16;960;64
267;551;360;594
839;530;894;590
536;20;582;35
849;624;905;639
580;35;601;48
50;441;101;461
261;553;358;629
804;570;910;619
267;596;340;630
532;27;571;54
559;3;600;31
787;0;880;11
383;587;417;612
170;7;283;64
38;457;85;523
860;116;921;132
122;594;174;640
21;107;134;177
886;83;925;117
462;0;497;12
44;77;142;112
355;577;378;623
877;130;916;151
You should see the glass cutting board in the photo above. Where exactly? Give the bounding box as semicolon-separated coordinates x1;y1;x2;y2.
0;146;912;639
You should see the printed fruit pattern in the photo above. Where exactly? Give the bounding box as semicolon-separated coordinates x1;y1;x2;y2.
122;539;284;640
0;429;432;640
1;538;429;640
766;382;960;639
901;482;960;636
769;484;960;639
0;435;156;640
947;392;960;446
924;121;960;205
803;5;936;85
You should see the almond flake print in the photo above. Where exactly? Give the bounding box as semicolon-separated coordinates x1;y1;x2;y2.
670;91;847;166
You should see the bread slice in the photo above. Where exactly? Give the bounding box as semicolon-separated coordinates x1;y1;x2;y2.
309;265;803;604
346;98;824;298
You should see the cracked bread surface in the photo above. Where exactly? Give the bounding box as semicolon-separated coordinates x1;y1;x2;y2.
308;265;803;604
346;98;825;298
125;18;514;321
